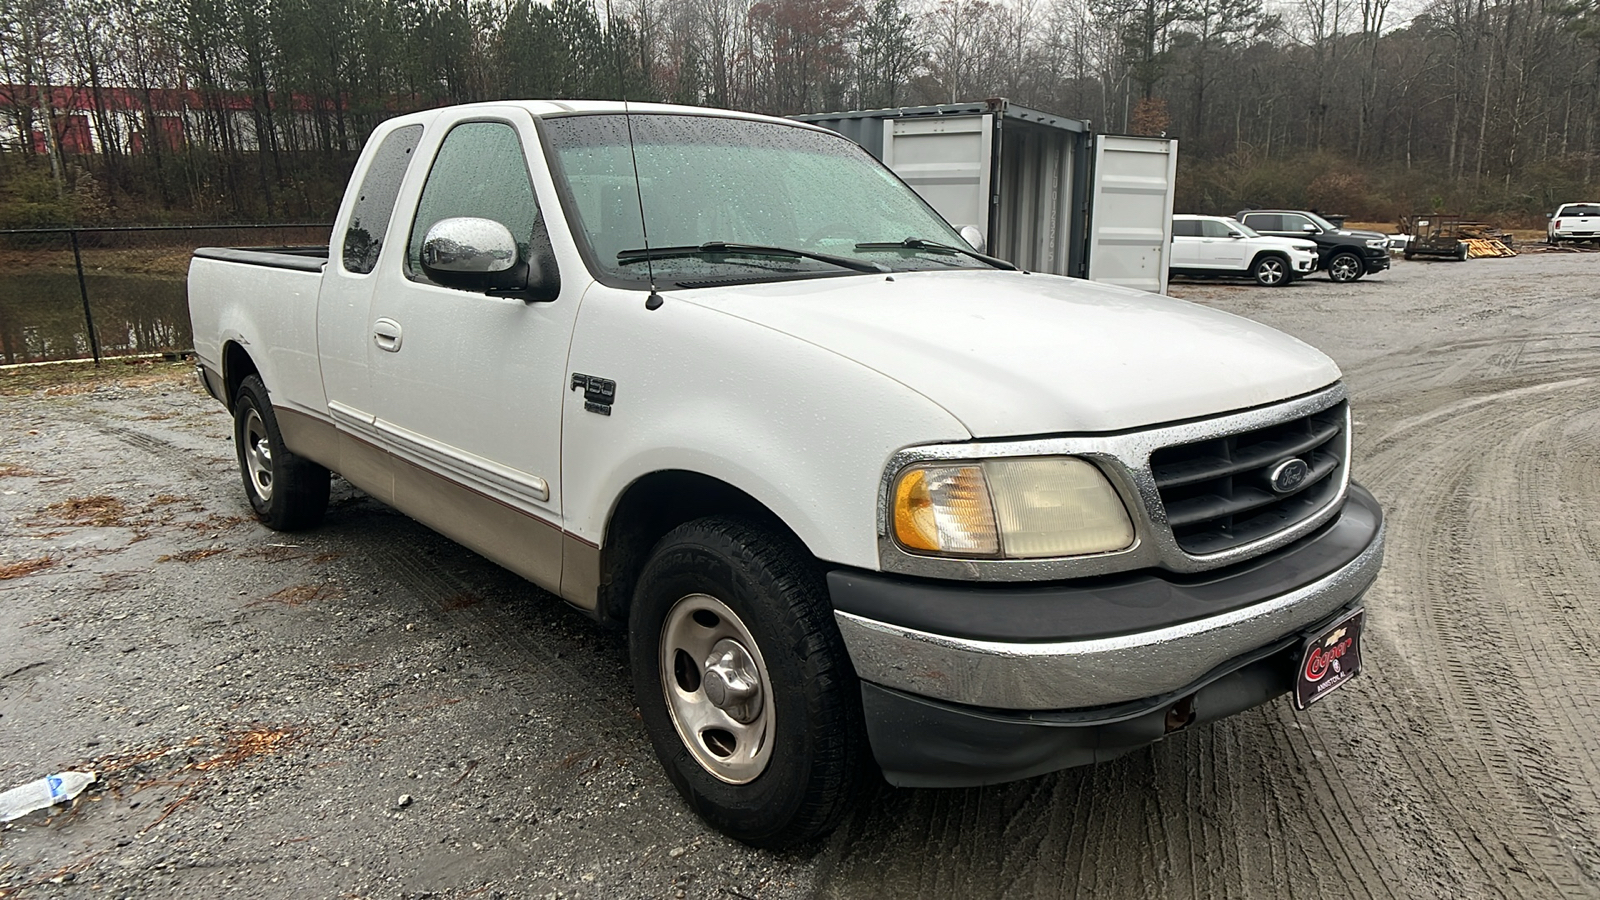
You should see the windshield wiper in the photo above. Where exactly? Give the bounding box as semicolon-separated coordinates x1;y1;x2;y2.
617;242;888;274
854;237;1016;270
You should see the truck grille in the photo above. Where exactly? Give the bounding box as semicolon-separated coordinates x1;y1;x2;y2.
1150;401;1347;555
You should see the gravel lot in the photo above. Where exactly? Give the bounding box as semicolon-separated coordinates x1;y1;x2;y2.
2;251;1597;899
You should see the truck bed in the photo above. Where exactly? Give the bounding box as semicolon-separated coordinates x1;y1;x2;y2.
193;246;329;272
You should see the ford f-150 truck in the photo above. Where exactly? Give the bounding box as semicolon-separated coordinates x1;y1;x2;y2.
188;101;1385;849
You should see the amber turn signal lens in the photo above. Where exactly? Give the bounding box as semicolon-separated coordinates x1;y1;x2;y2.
891;465;999;555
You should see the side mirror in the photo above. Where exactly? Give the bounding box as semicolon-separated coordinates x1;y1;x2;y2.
1300;223;1318;233
421;216;558;302
1228;232;1245;239
1546;213;1554;219
957;224;987;254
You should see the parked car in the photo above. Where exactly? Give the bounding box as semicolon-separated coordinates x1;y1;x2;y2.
1170;214;1318;286
1547;203;1600;243
188;100;1385;848
1235;209;1391;282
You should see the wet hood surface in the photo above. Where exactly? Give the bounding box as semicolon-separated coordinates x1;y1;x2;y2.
676;270;1341;437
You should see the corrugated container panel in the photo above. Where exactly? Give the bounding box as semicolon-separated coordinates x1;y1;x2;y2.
993;122;1075;274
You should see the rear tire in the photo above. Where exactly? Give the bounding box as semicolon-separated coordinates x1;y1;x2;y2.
233;375;329;531
1456;242;1470;261
1251;254;1290;287
629;517;867;848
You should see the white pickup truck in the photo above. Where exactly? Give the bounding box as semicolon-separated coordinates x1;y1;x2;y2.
188;101;1385;848
1547;202;1600;243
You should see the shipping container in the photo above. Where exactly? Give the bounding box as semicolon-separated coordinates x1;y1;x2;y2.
796;99;1178;294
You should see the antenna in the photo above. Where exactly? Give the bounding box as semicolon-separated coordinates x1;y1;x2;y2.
606;0;663;309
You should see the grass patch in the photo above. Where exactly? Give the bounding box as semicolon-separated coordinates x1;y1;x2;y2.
0;358;192;397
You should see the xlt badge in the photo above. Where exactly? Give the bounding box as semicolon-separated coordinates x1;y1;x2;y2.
571;373;616;416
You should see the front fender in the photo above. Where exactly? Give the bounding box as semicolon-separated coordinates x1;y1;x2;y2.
560;285;969;569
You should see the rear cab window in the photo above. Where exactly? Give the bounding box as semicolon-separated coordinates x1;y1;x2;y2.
342;125;424;274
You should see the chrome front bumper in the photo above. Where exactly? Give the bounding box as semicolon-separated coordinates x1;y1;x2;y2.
833;498;1385;711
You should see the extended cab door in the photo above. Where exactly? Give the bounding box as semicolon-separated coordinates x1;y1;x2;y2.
363;112;578;594
317;121;427;502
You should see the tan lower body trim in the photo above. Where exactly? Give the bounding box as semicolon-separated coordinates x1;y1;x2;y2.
273;405;599;613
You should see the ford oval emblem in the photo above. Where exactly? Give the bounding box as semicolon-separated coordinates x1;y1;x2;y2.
1270;458;1310;494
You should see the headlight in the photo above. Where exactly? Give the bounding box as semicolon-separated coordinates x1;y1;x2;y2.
891;457;1135;558
1365;238;1387;249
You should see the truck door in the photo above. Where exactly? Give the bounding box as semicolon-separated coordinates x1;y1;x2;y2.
362;114;576;594
1086;135;1177;294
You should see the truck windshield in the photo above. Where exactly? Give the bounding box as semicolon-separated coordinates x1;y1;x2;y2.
540;113;977;288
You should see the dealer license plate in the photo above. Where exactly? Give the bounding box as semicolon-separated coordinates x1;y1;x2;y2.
1294;608;1365;710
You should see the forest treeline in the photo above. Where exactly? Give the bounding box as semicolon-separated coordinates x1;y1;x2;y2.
3;0;1600;227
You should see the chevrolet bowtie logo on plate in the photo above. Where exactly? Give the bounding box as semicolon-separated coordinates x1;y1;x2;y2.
1269;457;1310;493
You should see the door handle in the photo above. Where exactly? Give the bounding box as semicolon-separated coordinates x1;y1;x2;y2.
373;317;403;352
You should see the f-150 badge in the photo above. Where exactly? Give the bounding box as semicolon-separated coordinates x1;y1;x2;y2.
571;373;616;416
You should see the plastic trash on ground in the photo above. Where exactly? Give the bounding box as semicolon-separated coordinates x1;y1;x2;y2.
0;771;97;822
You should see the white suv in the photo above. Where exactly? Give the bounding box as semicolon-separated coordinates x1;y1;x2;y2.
1547;203;1600;243
1171;214;1319;287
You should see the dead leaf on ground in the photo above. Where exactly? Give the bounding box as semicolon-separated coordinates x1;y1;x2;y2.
191;725;304;771
181;514;246;533
250;583;341;607
240;545;305;563
0;556;56;580
96;571;142;592
0;462;40;478
39;495;133;527
156;548;229;563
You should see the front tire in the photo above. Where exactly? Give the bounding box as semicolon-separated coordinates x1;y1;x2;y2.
1251;254;1290;287
233;375;329;531
1327;251;1363;282
629;517;867;848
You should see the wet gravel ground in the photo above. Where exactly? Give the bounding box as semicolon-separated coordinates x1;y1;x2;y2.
2;250;1598;898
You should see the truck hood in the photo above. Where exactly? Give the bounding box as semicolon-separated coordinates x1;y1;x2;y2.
1331;227;1387;242
675;270;1340;437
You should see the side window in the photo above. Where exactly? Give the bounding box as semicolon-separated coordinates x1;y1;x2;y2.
1171;219;1201;237
1244;213;1280;231
1281;214;1313;232
407;121;540;282
1200;219;1231;238
342;125;423;274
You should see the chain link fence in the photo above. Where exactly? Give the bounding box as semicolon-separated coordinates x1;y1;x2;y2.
0;224;330;366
